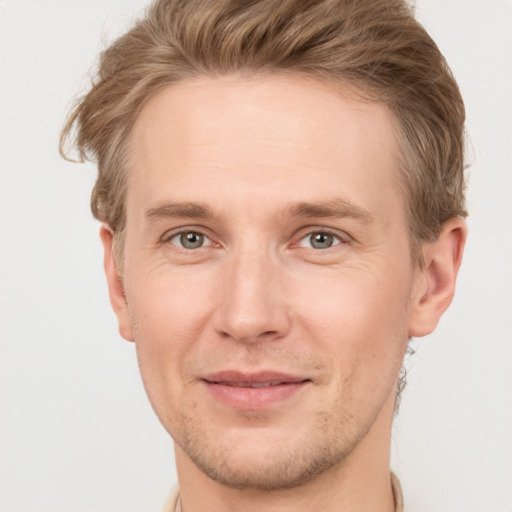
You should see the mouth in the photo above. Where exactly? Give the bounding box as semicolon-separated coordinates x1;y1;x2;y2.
214;381;293;388
202;371;311;409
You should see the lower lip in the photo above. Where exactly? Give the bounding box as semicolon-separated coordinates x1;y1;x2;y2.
203;381;309;409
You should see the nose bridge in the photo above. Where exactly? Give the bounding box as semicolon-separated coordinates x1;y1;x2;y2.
214;241;289;343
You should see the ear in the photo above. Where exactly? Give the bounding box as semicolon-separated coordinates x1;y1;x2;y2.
408;217;467;337
99;224;134;342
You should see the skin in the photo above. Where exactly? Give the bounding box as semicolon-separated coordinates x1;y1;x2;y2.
101;74;466;512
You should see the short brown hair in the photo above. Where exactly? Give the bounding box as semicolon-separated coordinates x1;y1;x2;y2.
60;0;467;264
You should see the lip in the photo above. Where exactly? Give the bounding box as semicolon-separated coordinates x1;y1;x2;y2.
202;371;310;410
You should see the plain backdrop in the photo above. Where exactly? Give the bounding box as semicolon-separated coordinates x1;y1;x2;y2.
1;1;511;511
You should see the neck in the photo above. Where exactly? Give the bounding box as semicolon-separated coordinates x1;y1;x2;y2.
174;392;396;512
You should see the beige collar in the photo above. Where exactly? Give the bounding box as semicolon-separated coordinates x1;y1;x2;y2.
391;472;404;512
163;472;404;512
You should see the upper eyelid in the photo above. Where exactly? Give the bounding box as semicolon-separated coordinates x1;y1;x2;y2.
292;226;351;243
295;232;344;250
160;226;214;243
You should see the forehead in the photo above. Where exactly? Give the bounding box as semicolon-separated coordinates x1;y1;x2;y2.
126;74;402;224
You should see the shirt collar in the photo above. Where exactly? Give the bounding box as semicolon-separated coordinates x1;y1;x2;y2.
165;473;404;512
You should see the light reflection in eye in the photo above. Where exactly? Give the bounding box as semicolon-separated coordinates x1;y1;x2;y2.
169;231;210;249
298;232;342;249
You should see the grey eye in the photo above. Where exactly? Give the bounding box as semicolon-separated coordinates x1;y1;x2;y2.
298;231;341;249
310;232;334;249
172;231;206;249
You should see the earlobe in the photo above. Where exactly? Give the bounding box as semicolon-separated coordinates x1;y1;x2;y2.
408;217;467;338
99;225;134;342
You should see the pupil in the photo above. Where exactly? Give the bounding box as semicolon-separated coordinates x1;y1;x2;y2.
181;232;204;249
311;232;333;249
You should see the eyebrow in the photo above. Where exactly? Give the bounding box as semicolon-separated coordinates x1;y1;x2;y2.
144;198;372;224
145;202;215;221
283;199;373;223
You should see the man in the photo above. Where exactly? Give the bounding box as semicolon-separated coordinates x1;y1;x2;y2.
60;0;467;510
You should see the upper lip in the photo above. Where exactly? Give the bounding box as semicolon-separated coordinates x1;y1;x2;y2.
203;371;309;386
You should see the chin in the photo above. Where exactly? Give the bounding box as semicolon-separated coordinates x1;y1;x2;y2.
186;443;347;490
175;413;361;491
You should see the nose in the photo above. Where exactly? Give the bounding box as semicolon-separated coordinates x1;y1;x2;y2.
213;248;291;344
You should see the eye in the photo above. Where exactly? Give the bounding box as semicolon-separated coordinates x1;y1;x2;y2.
298;231;342;249
169;231;211;249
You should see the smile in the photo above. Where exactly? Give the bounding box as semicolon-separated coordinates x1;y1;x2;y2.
215;381;287;388
202;371;310;409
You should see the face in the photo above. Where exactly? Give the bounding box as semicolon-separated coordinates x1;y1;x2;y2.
111;74;424;489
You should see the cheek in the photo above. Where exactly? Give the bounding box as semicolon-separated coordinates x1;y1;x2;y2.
295;273;410;419
292;264;412;372
125;268;217;406
126;259;217;343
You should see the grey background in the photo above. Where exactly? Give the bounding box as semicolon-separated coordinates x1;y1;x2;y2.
1;1;511;510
